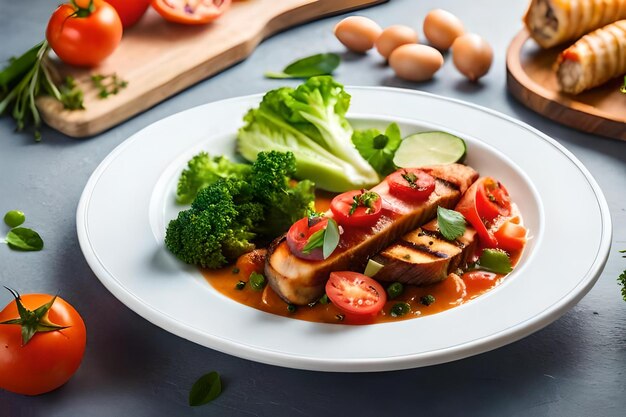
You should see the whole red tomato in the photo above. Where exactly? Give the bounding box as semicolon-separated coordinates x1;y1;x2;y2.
106;0;152;28
0;291;86;396
46;0;123;67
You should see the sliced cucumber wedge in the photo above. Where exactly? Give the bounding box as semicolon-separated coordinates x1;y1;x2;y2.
393;131;467;168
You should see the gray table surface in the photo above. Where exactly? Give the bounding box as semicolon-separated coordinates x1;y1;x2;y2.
1;0;625;416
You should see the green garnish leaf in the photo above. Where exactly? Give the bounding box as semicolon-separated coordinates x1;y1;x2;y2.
249;272;266;291
476;249;513;274
59;76;85;110
349;190;379;215
318;294;329;304
5;227;43;251
437;206;466;241
265;53;340;79
91;73;128;99
352;123;402;176
322;218;340;259
302;228;325;254
4;210;25;228
619;269;626;302
189;371;222;406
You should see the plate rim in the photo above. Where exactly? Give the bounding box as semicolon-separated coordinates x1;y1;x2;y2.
77;86;612;372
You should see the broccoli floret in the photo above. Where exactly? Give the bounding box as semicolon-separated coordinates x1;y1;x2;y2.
165;152;314;269
165;179;263;269
176;152;251;204
249;151;315;236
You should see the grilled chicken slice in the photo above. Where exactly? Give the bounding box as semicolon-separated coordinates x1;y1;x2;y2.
265;164;479;305
371;219;477;286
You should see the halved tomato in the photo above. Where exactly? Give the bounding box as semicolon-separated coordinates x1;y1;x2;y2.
330;190;382;228
386;168;435;201
476;178;511;222
325;271;386;322
151;0;231;25
286;216;329;261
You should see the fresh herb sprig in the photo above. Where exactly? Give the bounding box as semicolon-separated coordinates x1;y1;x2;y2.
0;41;84;140
91;73;128;99
302;217;340;259
189;371;222;406
437;206;466;241
265;53;340;79
350;190;379;215
2;210;43;251
618;249;626;301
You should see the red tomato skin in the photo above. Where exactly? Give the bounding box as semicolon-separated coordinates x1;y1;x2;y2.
326;271;386;319
106;0;151;28
151;0;231;25
286;217;329;261
330;190;382;228
475;178;511;222
456;178;498;248
493;220;526;252
46;1;123;67
386;169;436;202
0;294;86;396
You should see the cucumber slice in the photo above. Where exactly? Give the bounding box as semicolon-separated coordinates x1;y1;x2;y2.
364;259;384;277
393;131;466;168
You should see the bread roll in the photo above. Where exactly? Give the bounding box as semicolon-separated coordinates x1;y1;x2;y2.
525;0;626;48
556;19;626;94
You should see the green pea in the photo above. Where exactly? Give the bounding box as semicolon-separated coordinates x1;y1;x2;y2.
386;282;404;299
235;280;246;290
390;302;411;317
287;304;297;313
420;295;435;306
4;210;25;228
249;272;266;291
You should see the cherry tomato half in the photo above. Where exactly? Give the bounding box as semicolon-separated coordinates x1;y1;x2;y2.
330;190;382;228
386;169;436;201
151;0;231;25
476;178;511;222
286;216;329;261
0;293;86;395
106;0;152;28
326;271;386;320
46;0;123;67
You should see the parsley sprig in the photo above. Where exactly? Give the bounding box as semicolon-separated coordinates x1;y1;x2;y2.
349;190;379;215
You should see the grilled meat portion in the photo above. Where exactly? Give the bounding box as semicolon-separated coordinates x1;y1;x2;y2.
371;219;477;286
264;164;479;305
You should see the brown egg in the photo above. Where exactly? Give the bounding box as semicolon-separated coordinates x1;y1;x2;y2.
389;44;444;82
375;25;419;59
451;33;493;81
423;9;464;50
334;16;382;53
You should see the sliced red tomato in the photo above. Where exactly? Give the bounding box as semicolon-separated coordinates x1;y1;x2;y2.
330;190;382;228
456;178;498;248
493;220;526;252
151;0;231;25
326;272;386;321
462;270;498;293
386;169;435;201
476;178;511;222
106;0;151;28
286;216;329;261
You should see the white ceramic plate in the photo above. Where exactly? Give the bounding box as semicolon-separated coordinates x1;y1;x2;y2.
77;87;611;372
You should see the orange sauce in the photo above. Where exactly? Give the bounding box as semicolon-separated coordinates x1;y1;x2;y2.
202;192;524;325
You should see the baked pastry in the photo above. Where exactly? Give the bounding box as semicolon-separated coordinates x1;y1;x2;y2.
556;19;626;94
525;0;626;48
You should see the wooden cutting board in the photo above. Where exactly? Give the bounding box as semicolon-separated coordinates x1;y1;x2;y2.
38;0;386;138
506;29;626;141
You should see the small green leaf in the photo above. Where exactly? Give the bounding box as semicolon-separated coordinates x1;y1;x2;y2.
477;249;513;274
189;371;222;406
265;53;340;79
302;228;325;254
5;227;43;251
4;210;25;227
437;206;466;241
323;218;340;259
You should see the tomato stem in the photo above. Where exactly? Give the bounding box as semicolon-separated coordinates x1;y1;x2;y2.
0;287;69;345
71;0;96;18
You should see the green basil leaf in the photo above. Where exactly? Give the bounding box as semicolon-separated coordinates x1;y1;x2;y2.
189;371;222;406
477;249;513;274
5;227;44;251
323;218;340;259
302;228;325;254
437;206;466;241
265;53;340;79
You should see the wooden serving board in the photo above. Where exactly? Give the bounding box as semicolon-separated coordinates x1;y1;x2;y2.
38;0;386;137
506;29;626;141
